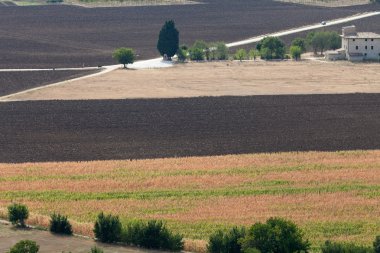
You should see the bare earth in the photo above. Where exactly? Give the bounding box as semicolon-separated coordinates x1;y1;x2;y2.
0;222;155;253
6;61;380;101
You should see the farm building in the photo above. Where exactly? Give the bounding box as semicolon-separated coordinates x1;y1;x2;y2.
325;25;380;61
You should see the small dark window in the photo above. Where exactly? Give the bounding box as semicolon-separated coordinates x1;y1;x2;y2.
364;53;367;56
365;46;368;50
365;39;368;41
371;46;374;50
356;46;359;50
371;39;374;41
353;39;356;42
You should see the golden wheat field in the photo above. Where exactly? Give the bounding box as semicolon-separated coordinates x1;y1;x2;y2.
1;150;380;251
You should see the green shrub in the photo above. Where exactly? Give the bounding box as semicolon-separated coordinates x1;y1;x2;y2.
89;246;104;253
234;49;247;62
8;240;39;253
189;47;205;61
207;226;246;253
49;213;73;235
321;240;374;253
176;48;187;62
8;203;29;227
93;212;122;243
122;220;183;251
374;236;380;253
290;46;302;61
259;37;285;60
241;217;310;253
215;42;229;60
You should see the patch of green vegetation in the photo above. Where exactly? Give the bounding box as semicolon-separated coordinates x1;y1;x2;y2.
2;183;380;202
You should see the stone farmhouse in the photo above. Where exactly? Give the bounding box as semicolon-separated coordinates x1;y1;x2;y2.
325;25;380;61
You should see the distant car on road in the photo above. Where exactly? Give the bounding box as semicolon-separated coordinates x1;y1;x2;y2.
321;21;327;25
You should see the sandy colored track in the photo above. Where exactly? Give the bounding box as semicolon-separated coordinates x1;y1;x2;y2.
5;61;380;101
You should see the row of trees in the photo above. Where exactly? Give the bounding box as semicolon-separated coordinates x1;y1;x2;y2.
208;217;380;253
112;19;342;67
6;203;380;253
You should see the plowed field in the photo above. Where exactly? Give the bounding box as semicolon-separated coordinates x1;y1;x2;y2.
0;93;379;163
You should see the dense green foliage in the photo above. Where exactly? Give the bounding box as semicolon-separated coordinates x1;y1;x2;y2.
291;37;307;53
94;212;122;243
157;20;179;59
122;220;184;251
207;227;246;253
112;48;135;68
374;236;380;253
307;31;341;54
259;37;286;60
235;49;247;61
189;47;205;61
290;46;302;60
249;49;259;60
49;213;73;235
8;240;39;253
321;241;374;253
176;48;187;62
241;217;310;253
8;203;29;227
214;42;229;60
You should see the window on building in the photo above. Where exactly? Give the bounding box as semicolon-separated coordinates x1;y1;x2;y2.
365;39;368;41
353;39;355;42
371;46;374;50
365;46;368;50
356;46;359;50
371;39;374;41
364;53;367;56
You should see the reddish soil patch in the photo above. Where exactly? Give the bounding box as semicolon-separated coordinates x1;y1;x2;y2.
0;94;378;163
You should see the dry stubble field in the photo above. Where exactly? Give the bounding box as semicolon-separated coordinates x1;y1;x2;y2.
1;150;380;251
6;61;380;101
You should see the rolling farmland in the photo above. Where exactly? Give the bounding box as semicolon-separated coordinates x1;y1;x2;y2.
0;150;379;249
0;0;378;69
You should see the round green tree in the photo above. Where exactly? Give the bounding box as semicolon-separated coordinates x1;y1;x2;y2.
157;20;179;60
113;48;135;68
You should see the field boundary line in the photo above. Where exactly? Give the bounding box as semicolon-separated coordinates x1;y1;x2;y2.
0;11;379;102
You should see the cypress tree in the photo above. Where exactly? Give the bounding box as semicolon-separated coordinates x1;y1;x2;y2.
157;20;179;60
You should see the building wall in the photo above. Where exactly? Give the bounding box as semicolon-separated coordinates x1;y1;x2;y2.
343;37;380;60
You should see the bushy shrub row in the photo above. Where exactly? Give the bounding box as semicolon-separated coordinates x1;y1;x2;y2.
207;218;380;253
93;213;184;251
208;217;309;253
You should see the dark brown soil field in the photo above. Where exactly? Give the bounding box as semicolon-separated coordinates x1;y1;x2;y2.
0;70;98;96
0;93;379;163
0;0;378;68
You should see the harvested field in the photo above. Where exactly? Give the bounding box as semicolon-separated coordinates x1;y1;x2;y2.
0;69;99;96
0;94;379;163
0;150;380;249
0;0;377;68
6;61;380;101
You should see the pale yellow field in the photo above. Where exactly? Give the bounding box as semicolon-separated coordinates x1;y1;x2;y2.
5;61;380;101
